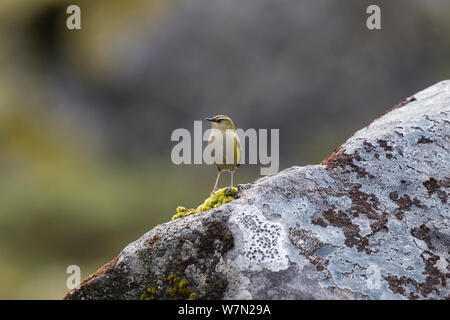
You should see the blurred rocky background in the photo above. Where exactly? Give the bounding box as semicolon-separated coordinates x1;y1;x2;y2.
0;0;449;299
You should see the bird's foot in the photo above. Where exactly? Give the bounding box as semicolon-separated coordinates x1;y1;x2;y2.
225;186;235;196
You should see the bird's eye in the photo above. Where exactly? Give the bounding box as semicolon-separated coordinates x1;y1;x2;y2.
217;119;224;123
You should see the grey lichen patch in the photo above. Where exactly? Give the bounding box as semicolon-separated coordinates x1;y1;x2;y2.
215;258;253;300
384;250;448;299
287;225;332;275
261;203;282;222
229;204;289;273
288;225;324;256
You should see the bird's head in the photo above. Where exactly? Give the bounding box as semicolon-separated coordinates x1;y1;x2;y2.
205;115;235;130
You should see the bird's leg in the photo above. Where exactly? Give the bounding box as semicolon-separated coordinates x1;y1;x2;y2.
226;171;234;195
211;171;221;195
230;171;234;189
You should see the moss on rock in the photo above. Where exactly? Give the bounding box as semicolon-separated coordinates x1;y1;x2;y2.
172;187;238;220
141;274;196;300
140;287;157;300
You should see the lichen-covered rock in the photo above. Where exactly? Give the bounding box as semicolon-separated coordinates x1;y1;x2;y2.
64;80;450;300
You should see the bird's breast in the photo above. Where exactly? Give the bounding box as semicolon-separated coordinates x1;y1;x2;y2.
207;129;240;168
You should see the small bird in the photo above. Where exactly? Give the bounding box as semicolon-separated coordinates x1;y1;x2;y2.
205;115;241;195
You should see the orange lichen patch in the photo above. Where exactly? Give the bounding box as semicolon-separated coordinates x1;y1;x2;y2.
250;176;262;184
391;97;417;110
322;97;418;167
362;97;418;132
62;256;119;299
250;172;278;184
88;256;119;279
321;148;375;179
146;233;160;246
321;146;343;166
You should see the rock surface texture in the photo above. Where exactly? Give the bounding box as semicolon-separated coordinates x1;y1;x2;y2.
65;81;450;300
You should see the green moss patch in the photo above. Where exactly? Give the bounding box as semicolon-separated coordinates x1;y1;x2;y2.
172;187;238;220
140;287;157;300
141;275;196;300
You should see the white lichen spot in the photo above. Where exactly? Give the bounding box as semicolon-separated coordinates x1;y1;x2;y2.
230;204;289;272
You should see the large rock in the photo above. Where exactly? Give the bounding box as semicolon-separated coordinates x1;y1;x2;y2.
64;81;450;300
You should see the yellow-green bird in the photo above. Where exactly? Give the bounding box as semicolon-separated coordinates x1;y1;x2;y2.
205;115;241;194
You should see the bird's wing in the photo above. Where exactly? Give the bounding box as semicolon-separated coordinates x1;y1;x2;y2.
234;133;241;166
208;132;215;158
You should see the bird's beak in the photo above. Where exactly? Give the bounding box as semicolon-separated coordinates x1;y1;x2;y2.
205;118;215;122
